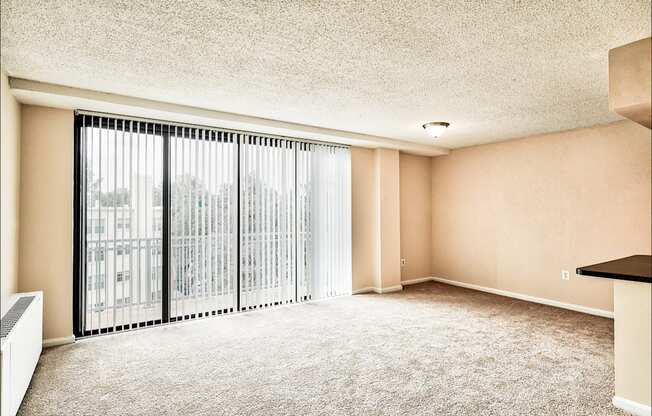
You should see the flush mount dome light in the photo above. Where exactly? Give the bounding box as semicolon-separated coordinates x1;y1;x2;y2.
422;122;450;138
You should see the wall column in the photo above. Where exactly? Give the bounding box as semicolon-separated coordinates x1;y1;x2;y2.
374;148;402;291
351;147;402;293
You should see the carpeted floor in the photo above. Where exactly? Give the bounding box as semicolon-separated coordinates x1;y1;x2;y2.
20;282;623;415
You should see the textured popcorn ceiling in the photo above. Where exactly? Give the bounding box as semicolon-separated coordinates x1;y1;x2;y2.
1;1;650;149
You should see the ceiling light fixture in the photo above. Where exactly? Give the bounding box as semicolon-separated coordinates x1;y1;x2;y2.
422;122;450;138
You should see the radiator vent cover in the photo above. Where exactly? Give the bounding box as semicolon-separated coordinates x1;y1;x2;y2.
0;296;35;338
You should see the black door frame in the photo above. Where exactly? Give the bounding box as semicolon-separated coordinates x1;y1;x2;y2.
74;115;244;337
72;112;340;338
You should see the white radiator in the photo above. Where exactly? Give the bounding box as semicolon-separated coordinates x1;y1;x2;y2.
0;291;43;416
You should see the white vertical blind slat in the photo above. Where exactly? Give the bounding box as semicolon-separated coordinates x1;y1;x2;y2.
263;137;268;306
215;131;222;313
243;135;250;308
181;128;187;317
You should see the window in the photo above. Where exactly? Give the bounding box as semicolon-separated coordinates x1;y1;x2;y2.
116;296;131;305
87;274;105;290
75;113;351;337
116;271;130;282
117;219;130;230
86;219;105;235
116;245;131;256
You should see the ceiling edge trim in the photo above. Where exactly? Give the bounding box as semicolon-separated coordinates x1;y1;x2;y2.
9;77;449;157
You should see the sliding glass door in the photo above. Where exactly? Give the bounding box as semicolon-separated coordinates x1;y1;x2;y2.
74;112;351;337
170;128;238;320
76;117;164;334
240;136;296;310
297;143;352;301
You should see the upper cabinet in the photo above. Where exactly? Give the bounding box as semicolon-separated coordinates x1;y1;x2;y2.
609;37;651;129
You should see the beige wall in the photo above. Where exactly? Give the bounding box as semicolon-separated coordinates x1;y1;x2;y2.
19;105;74;340
399;153;432;281
351;147;379;291
1;70;21;303
431;120;651;312
614;280;651;407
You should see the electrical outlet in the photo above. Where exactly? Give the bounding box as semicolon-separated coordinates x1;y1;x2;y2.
561;270;570;281
401;258;406;267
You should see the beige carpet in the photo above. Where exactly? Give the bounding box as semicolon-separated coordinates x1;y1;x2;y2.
20;282;623;415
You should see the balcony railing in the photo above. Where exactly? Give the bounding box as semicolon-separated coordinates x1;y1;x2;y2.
83;232;312;332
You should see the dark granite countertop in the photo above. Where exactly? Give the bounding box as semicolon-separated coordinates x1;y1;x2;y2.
576;255;651;284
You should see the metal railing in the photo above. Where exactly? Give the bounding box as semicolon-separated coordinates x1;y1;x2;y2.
83;232;312;331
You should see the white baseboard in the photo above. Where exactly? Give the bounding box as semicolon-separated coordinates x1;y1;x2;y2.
376;285;403;294
353;276;614;319
43;335;75;348
613;396;651;416
401;277;433;286
352;285;404;295
429;276;614;319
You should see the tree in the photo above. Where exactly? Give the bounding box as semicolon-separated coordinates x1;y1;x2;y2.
84;162;131;207
170;174;232;296
100;188;130;207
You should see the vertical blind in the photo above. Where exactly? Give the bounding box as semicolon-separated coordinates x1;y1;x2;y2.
78;117;164;334
297;143;352;301
75;112;351;336
240;136;296;309
170;128;238;321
